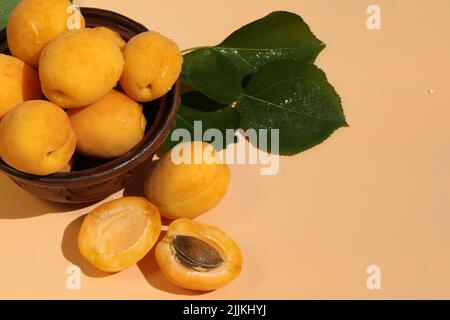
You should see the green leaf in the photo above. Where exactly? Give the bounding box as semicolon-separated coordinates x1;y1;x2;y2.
159;92;241;154
181;49;243;104
0;0;20;30
181;11;325;102
237;60;347;155
218;11;326;77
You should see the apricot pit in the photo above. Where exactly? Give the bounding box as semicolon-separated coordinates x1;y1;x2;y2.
173;235;224;270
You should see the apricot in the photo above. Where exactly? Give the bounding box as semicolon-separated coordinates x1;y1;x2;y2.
59;155;76;173
7;0;85;68
144;142;231;219
39;28;124;108
68;90;146;158
0;100;76;175
0;54;42;118
156;219;243;291
78;197;162;273
120;31;183;102
93;27;126;50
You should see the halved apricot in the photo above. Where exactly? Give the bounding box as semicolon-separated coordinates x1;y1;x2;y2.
155;219;243;291
78;197;162;273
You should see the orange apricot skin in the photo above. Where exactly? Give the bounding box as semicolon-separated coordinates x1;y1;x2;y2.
0;54;42;118
39;28;124;108
7;0;86;67
155;219;243;291
68;90;147;158
144;142;231;219
0;100;76;175
119;31;183;102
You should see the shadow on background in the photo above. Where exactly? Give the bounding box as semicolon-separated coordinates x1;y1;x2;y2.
61;214;111;278
137;231;206;296
123;160;154;198
123;160;172;227
0;174;88;219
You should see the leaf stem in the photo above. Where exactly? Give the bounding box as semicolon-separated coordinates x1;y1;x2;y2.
181;46;213;54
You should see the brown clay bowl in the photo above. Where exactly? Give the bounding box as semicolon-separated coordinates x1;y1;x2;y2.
0;8;181;203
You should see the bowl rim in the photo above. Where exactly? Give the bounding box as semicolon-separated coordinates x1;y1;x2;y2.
0;7;181;187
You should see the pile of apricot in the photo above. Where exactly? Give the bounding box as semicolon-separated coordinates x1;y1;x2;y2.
0;0;182;175
0;0;242;292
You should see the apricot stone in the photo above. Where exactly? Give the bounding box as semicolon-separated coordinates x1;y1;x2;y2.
120;31;183;102
0;54;42;118
144;142;231;219
68;90;147;158
39;28;124;108
0;100;76;175
156;219;243;291
7;0;85;68
78;197;162;273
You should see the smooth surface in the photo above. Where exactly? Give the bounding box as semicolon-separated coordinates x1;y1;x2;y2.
0;0;449;299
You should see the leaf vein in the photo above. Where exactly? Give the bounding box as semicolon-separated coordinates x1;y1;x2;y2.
215;46;324;51
242;94;339;124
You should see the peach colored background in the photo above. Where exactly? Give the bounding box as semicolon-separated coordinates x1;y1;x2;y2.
1;0;450;299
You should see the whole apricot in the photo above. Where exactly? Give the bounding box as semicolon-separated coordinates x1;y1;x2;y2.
0;54;42;118
7;0;85;67
0;100;76;175
156;219;243;291
68;90;147;158
144;141;230;219
39;28;124;108
120;31;183;102
78;197;162;273
93;27;126;50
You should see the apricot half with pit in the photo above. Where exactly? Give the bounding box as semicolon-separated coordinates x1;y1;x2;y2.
78;197;162;273
68;90;146;158
144;142;230;219
0;100;76;175
155;219;243;291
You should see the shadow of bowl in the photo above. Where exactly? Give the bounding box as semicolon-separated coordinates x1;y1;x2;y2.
0;174;91;219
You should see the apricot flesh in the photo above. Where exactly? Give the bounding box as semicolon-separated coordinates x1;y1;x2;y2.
144;142;231;219
0;54;42;118
68;90;147;158
78;197;162;273
0;100;76;175
120;31;183;102
155;219;243;291
39;28;124;108
7;0;85;68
